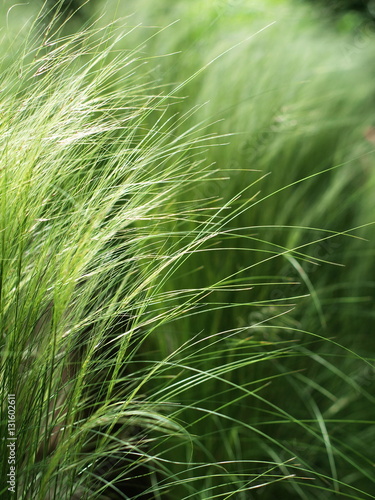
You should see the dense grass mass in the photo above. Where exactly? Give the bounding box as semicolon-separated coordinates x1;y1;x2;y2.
0;0;374;499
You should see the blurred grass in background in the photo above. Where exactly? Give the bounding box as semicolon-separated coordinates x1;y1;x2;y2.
1;0;375;498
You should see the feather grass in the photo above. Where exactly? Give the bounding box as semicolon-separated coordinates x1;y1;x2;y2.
1;1;375;499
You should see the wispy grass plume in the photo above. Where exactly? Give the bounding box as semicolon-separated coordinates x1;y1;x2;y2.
1;1;375;499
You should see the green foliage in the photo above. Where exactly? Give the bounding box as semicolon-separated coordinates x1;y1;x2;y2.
0;1;374;499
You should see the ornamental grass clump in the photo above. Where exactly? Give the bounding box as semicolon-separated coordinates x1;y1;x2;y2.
1;1;375;499
0;11;250;499
1;6;309;499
